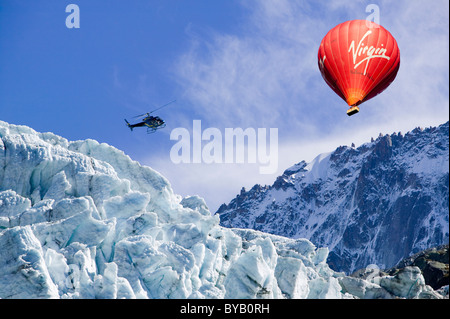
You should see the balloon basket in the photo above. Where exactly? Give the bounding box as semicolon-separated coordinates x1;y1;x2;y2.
346;106;360;116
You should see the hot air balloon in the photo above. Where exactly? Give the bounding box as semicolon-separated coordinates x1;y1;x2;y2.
318;20;400;116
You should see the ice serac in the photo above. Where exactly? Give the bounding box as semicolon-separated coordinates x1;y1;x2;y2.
0;120;445;299
217;122;449;274
0;226;58;298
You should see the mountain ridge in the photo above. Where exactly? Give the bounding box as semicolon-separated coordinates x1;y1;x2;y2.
217;122;449;274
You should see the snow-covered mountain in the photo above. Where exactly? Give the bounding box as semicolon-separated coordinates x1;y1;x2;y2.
217;122;449;274
0;120;445;299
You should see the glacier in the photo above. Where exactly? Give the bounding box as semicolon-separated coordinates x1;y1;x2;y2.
0;120;445;299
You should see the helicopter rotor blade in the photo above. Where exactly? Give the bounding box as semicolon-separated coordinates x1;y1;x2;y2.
132;112;150;119
148;99;176;114
129;100;176;119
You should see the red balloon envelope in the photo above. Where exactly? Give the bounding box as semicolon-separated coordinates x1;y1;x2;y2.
318;20;400;115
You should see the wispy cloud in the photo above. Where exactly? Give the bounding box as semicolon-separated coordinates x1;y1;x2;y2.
175;0;448;132
375;0;449;127
148;0;449;212
174;0;326;130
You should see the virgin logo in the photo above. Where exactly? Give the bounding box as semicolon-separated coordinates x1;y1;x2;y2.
348;30;390;76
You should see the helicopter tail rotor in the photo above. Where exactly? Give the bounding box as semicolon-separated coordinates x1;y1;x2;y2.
124;119;133;131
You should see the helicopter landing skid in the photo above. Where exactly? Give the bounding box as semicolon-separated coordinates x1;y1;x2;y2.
146;123;166;134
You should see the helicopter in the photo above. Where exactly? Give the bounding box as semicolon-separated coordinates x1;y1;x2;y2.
125;100;175;134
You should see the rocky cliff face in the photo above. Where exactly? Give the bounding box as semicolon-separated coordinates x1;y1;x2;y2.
387;244;449;291
217;122;449;274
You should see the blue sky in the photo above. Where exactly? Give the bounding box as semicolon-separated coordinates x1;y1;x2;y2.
1;0;449;212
